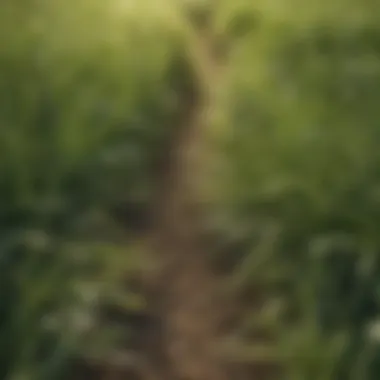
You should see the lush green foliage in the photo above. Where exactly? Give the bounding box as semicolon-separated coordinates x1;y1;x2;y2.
0;1;187;378
3;1;380;379
218;1;380;379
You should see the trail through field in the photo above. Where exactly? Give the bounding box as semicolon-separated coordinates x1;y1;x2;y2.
142;22;229;380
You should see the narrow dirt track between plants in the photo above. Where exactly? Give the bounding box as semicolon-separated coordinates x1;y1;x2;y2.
142;15;230;380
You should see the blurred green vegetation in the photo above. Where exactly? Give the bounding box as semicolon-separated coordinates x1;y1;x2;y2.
0;1;188;378
217;1;380;379
3;0;380;379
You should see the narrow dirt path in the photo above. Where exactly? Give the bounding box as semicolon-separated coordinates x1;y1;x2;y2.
142;12;229;380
